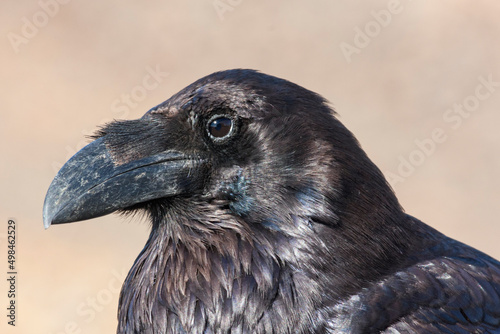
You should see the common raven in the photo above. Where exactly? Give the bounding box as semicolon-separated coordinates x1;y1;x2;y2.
44;69;500;333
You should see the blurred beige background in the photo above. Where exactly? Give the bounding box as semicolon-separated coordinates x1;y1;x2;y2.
1;1;499;333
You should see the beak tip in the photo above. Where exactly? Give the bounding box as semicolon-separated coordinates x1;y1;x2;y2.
43;204;53;229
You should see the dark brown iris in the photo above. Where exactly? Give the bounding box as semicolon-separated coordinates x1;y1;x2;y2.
208;117;232;138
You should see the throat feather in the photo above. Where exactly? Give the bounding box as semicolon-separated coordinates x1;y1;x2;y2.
117;219;285;333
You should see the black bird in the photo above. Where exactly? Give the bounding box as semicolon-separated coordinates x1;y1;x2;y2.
44;69;500;333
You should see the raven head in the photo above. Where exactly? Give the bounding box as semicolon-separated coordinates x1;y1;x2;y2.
44;69;401;232
44;69;413;332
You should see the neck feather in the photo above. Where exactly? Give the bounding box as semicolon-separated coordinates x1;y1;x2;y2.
117;211;322;334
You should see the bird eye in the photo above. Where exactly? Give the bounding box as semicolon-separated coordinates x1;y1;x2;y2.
208;117;233;139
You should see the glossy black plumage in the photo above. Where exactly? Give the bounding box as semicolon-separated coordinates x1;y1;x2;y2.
44;69;500;333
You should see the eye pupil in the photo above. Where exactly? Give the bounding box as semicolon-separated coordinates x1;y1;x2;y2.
209;117;233;138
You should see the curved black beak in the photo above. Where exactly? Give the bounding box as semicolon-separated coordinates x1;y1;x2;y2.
43;137;203;228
